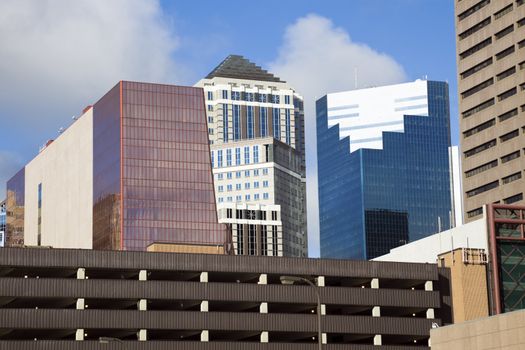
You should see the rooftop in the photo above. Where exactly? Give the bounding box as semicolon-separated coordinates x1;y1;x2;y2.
206;55;284;83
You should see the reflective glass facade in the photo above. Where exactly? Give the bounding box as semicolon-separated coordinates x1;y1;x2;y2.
5;168;25;247
93;81;227;251
317;81;452;259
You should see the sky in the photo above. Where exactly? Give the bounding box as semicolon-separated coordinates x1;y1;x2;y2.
0;0;458;257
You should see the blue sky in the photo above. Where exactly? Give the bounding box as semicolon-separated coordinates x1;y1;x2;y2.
0;0;457;256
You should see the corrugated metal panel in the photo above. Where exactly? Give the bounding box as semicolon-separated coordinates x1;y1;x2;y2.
0;248;439;281
0;278;441;308
0;309;437;336
0;340;429;350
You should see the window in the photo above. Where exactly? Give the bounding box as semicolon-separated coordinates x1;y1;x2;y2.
218;185;224;192
263;168;269;175
494;3;513;20
218;197;224;203
227;184;233;191
227;196;232;202
502;172;522;184
500;129;519;142
495;25;514;39
217;150;223;167
263;180;269;187
222;104;229;142
233;148;240;166
236;171;241;178
211;151;214;168
464;119;495;138
498;87;517;101
207;105;213;112
217;173;223;180
254;193;260;201
271;211;278;220
245;170;250;177
504;193;523;204
464;139;496;157
285;109;291;144
222;90;228;99
465;159;498;177
520;39;525;48
497;66;516;81
263;193;269;200
233;105;241;140
232;91;241;100
461;58;493;79
260;107;268;137
519;0;525;7
236;195;242;202
253;146;259;163
501;150;520;163
458;0;490;21
226;149;232;166
459;17;491;40
285;95;290;104
246;92;254;102
499;108;518;122
254;181;260;188
247;106;254;139
496;45;515;60
271;94;280;103
245;194;251;201
259;93;267;102
244;146;250;164
227;172;232;179
208;128;214;135
273;108;280;139
462;98;495;118
245;183;250;190
236;183;241;190
460;38;492;60
466;180;499;198
461;78;493;99
253;169;259;176
227;209;232;218
467;207;483;218
237;224;243;255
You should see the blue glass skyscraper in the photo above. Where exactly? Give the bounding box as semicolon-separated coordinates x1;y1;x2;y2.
317;80;453;259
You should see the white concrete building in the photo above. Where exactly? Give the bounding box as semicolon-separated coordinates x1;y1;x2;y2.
195;55;307;257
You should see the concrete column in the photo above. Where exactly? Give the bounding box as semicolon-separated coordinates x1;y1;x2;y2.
138;299;147;311
139;270;147;281
76;268;85;280
425;281;433;291
138;329;147;341
258;273;267;285
200;272;208;283
201;300;209;312
201;330;209;342
76;298;85;310
372;306;381;317
75;329;84;341
261;331;269;343
374;334;382;345
260;302;268;314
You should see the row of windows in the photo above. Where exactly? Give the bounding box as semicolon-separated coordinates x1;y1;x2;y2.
465;159;498;178
207;90;291;104
461;78;493;99
463;104;524;139
458;0;490;21
217;180;270;192
216;168;270;180
211;146;260;168
464;128;522;158
228;209;278;220
467;172;523;199
460;37;492;60
218;193;270;203
459;17;491;40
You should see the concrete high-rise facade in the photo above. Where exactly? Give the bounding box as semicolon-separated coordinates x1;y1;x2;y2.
5;81;228;252
317;80;455;259
195;55;307;257
455;0;525;222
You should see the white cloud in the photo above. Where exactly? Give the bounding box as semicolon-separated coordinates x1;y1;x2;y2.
0;0;183;129
0;151;23;200
269;14;407;257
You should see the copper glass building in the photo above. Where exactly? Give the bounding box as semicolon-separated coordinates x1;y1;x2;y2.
6;81;228;251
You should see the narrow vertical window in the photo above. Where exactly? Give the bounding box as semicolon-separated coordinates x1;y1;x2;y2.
237;224;244;255
260;107;268;137
222;104;229;142
218;150;223;168
226;149;232;166
285;109;291;145
253;145;259;163
233;105;240;140
244;146;250;164
235;147;241;165
211;151;214;168
247;106;254;139
273;108;280;140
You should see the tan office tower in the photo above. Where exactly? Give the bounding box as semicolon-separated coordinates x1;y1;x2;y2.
455;0;525;222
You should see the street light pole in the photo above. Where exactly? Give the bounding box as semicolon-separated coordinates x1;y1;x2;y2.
280;276;322;350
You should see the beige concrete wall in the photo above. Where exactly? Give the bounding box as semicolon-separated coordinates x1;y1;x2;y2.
431;309;525;350
438;249;489;323
24;109;93;248
147;243;225;254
